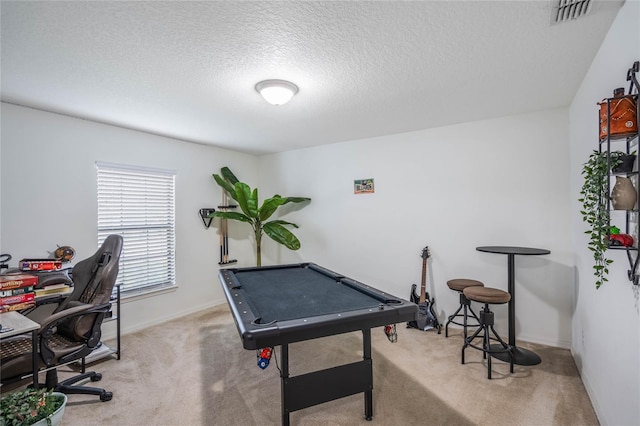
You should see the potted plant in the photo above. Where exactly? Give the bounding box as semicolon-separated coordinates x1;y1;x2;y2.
610;151;636;173
209;167;311;266
0;388;67;426
579;150;627;288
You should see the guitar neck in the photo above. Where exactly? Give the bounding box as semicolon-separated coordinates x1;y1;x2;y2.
420;258;427;303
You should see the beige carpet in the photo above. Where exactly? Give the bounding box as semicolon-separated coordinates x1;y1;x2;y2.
3;304;598;425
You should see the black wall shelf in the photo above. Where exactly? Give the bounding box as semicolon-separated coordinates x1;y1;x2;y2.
599;61;640;285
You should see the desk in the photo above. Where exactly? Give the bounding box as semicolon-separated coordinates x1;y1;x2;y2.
476;246;550;366
219;262;417;426
0;311;40;386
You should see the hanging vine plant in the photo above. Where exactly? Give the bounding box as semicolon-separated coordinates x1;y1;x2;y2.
579;150;623;288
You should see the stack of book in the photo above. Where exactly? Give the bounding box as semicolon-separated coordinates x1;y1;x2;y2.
18;259;73;299
0;274;38;312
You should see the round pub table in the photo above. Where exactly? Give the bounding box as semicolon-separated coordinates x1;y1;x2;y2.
476;246;550;366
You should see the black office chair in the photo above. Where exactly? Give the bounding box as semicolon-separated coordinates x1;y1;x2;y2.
0;235;123;401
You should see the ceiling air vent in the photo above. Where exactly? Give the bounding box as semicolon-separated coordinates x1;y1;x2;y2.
554;0;592;23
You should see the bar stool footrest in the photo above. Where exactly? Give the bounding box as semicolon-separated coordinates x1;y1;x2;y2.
447;316;481;329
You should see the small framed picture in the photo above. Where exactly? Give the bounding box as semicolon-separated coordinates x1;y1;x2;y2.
354;179;374;194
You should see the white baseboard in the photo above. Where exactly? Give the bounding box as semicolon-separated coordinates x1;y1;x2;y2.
99;300;226;341
446;323;571;349
571;346;603;425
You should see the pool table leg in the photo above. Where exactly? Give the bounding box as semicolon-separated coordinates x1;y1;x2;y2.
363;328;373;421
281;344;290;426
279;331;373;425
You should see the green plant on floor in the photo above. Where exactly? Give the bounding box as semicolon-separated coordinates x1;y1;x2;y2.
209;167;311;266
0;388;64;426
579;150;624;289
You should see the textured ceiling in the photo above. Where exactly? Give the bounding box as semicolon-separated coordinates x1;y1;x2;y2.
0;1;624;155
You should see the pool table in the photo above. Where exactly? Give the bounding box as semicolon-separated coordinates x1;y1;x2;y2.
218;262;417;425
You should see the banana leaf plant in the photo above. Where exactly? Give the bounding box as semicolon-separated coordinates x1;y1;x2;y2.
208;167;311;266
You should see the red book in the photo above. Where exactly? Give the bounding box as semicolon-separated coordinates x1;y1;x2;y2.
0;274;39;290
0;292;35;306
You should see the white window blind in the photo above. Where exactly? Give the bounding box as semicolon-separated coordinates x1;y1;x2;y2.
96;162;176;294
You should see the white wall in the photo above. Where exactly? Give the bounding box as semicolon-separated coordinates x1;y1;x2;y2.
0;104;574;351
569;1;640;425
0;105;576;349
259;107;574;348
0;103;259;335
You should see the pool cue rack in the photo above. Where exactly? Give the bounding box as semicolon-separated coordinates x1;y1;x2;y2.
218;189;237;265
199;208;216;228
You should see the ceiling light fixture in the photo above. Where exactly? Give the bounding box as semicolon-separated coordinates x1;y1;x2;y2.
255;79;298;106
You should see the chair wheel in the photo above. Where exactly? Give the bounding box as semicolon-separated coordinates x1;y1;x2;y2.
100;392;113;402
91;373;103;382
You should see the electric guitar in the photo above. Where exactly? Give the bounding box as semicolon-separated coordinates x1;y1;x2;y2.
408;246;441;333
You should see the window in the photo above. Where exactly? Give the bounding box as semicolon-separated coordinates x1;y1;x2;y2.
96;162;176;294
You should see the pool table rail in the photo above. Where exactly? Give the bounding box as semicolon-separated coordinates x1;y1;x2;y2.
218;263;417;350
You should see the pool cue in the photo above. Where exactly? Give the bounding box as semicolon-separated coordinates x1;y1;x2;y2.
217;189;237;265
224;222;229;263
219;220;224;264
224;191;230;263
221;190;227;264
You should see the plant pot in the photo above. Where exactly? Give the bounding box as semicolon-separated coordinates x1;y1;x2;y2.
611;176;637;210
32;392;67;426
612;154;636;173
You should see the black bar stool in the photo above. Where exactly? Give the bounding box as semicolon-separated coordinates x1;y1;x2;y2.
445;279;484;340
461;286;514;379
